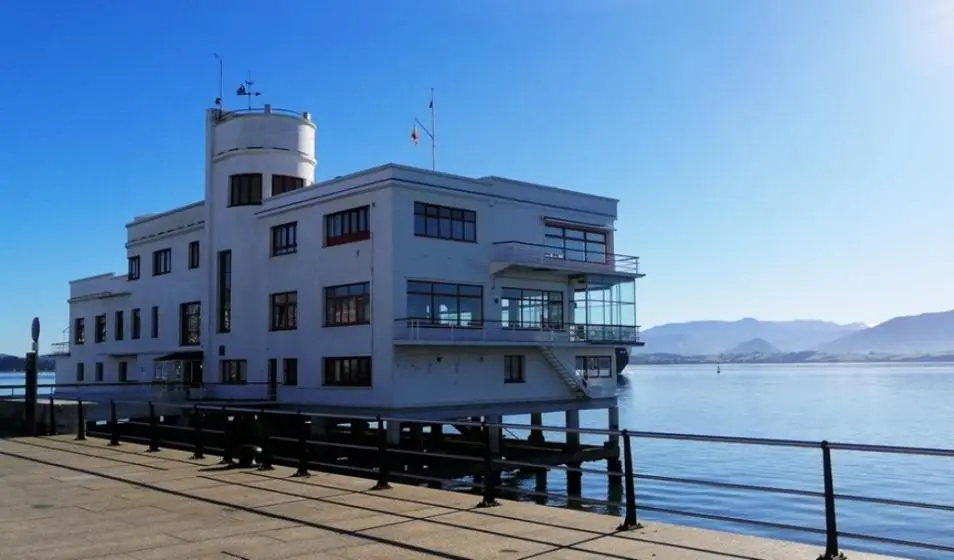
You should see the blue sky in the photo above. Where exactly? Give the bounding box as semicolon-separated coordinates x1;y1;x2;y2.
1;0;953;353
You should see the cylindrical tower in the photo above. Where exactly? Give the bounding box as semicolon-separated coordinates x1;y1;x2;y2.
202;106;317;388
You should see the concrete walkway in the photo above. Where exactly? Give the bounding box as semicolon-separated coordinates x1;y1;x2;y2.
0;436;903;560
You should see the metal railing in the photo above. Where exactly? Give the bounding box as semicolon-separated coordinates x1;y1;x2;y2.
214;106;309;122
394;318;643;346
49;342;70;355
3;386;953;559
492;241;642;275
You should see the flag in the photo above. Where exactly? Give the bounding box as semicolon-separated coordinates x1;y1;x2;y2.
428;99;433;109
411;126;419;144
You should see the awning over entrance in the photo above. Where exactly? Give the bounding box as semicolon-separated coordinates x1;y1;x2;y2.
154;350;203;361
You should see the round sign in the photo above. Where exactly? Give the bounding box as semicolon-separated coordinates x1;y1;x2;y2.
31;317;40;343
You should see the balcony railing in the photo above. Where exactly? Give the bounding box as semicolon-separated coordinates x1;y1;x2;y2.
492;241;642;275
49;342;70;356
393;318;643;345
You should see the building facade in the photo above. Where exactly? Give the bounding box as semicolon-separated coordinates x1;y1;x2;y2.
54;106;644;418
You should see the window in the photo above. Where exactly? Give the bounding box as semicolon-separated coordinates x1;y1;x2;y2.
152;248;172;276
323;357;371;387
501;288;564;329
504;355;525;383
325;206;370;246
272;174;304;196
75;363;85;382
406;281;483;326
414;202;476;242
151;306;159;338
127;256;140;280
283;358;298;386
179;302;201;346
95;362;104;382
325;282;370;326
217;250;232;332
545;224;608;264
229;173;263;206
114;310;124;341
188;241;200;269
270;291;298;331
220;360;247;384
271;222;298;256
118;361;129;383
94;314;106;343
575;356;613;379
73;318;85;345
131;308;141;339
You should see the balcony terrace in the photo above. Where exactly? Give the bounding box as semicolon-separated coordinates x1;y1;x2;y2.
491;241;644;277
392;318;643;346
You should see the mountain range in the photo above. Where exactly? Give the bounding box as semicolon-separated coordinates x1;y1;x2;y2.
635;310;954;357
0;354;56;372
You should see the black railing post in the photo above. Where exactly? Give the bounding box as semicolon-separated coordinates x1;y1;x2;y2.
47;393;56;436
258;408;273;471
478;420;499;507
818;441;844;560
74;399;86;441
220;408;234;465
146;402;160;452
371;416;391;490
293;411;310;477
617;430;641;530
108;400;120;446
189;405;205;460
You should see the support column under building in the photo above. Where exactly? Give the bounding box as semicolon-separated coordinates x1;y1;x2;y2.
529;412;545;444
565;410;582;498
607;405;623;487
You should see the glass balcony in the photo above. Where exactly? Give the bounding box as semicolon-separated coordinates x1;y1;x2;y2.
491;241;643;276
49;342;70;356
392;318;643;346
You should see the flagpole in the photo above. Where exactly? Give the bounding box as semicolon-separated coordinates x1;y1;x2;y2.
429;88;436;171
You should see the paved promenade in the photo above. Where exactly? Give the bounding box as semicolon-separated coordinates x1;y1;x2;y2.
0;435;903;560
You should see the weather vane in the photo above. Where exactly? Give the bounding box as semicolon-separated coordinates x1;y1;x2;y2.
236;71;261;110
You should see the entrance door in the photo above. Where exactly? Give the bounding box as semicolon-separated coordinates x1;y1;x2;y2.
184;360;203;388
267;359;278;401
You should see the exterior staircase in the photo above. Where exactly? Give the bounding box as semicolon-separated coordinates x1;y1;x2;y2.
540;346;588;399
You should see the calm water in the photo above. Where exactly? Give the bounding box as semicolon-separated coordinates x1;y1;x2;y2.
2;365;952;558
503;363;954;560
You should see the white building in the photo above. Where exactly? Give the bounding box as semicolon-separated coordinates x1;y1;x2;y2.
53;105;644;422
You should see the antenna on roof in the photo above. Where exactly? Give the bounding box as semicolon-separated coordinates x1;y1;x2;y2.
236;70;261;110
213;53;224;115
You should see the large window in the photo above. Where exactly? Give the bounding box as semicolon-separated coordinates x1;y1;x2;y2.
272;174;304;196
575;356;613;379
217;250;231;332
500;288;563;329
406;281;483;326
271;222;297;256
229;173;263;206
270;291;298;331
325;282;370;326
127;256;140;280
323;357;371;387
73;318;85;345
325;205;370;246
504;355;526;383
131;308;141;339
188;241;200;269
414;202;476;242
114;310;124;341
220;360;247;384
94;314;106;343
179;301;201;346
152;248;171;276
572;275;638;342
545;224;608;264
283;358;298;386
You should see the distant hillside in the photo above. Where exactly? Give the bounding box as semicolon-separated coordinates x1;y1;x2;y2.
635;318;865;355
726;338;781;356
0;354;57;372
817;310;954;355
